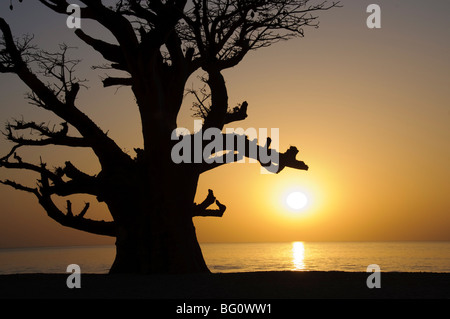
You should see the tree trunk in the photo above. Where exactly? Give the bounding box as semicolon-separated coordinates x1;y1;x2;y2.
99;53;210;274
105;164;209;274
110;213;209;274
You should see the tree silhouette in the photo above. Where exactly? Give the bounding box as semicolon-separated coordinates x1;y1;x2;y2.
0;0;339;274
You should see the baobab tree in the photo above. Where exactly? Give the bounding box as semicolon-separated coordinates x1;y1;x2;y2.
0;0;339;274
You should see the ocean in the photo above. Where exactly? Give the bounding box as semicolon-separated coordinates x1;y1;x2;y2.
0;241;449;275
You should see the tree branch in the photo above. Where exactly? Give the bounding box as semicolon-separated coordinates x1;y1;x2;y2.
38;195;116;237
182;0;341;72
199;132;309;174
0;177;114;237
74;29;127;70
38;0;94;18
0;17;133;169
0;143;100;199
102;76;133;88
0;179;40;196
0;156;63;184
192;189;227;217
3;119;90;149
202;67;229;130
224;101;248;125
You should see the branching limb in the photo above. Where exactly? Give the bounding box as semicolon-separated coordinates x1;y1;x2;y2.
0;179;40;196
0;156;112;236
193;189;227;217
66;200;89;218
0;118;100;197
188;82;248;126
0;17;133;168
74;29;127;70
0;155;63;184
182;0;342;71
199;132;309;174
38;195;116;237
187;83;211;120
3;119;90;149
38;0;138;50
0;147;100;198
38;0;94;18
24;44;86;106
224;101;248;125
183;1;341;130
0;177;114;237
49;161;101;198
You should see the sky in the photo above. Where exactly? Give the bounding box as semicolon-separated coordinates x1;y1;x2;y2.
0;0;449;248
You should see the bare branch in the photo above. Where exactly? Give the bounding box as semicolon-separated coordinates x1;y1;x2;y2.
193;189;227;217
187;83;211;120
102;76;133;88
198;131;309;174
224;101;248;125
46;161;100;198
0;179;39;196
3;119;90;149
0;156;63;184
38;195;116;237
23;44;86;105
0;176;112;237
66;200;89;218
181;0;341;71
74;29;127;70
0;17;133;168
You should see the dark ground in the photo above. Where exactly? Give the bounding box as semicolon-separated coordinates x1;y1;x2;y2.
0;271;448;299
1;271;447;317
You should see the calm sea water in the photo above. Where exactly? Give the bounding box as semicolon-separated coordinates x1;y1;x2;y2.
0;242;449;275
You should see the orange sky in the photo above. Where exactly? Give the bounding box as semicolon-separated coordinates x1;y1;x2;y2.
0;1;449;248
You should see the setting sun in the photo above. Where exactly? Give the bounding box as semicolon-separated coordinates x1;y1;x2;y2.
286;191;309;211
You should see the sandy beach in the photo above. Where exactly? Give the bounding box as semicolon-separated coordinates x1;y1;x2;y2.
0;271;448;299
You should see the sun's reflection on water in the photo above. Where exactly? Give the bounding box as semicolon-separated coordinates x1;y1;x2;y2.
292;241;305;271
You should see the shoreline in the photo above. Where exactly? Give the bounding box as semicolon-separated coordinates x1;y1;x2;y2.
0;271;449;299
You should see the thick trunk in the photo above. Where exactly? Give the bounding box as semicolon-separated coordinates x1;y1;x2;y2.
105;166;209;274
110;214;209;274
